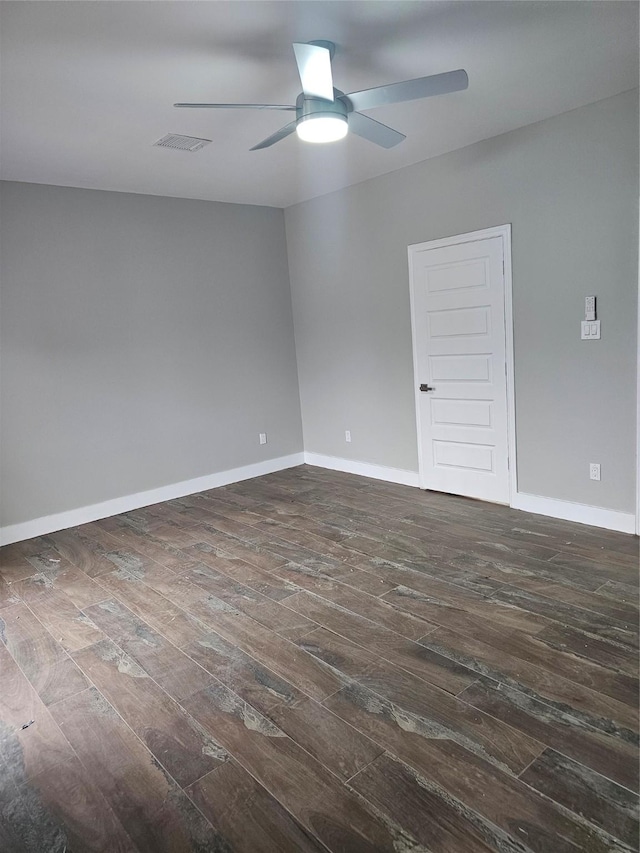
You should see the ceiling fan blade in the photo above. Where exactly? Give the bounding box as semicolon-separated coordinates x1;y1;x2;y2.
250;120;298;151
292;42;334;101
348;112;405;148
174;103;296;110
346;69;468;112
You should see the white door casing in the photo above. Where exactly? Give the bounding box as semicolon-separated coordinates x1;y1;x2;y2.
409;226;515;504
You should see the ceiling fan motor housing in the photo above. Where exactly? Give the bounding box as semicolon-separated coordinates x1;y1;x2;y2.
295;90;349;130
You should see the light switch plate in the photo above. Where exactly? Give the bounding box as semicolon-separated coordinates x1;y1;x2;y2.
581;320;600;340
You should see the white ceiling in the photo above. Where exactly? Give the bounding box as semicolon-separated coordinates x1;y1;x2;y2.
1;1;637;208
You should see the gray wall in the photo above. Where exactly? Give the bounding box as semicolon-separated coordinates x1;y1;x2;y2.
285;91;638;513
1;183;303;526
2;91;637;527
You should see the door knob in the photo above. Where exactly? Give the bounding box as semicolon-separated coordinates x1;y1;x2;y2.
420;384;435;392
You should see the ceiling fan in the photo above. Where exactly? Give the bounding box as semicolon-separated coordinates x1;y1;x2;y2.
175;41;468;150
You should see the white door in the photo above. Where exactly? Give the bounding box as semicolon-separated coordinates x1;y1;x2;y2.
409;229;513;504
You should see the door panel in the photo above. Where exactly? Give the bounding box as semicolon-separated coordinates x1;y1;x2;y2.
429;354;492;383
430;399;493;428
433;440;495;472
428;306;490;338
410;234;511;503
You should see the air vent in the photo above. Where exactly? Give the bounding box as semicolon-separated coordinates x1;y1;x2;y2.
153;134;211;152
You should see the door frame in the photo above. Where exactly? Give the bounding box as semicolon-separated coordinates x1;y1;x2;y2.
408;224;517;505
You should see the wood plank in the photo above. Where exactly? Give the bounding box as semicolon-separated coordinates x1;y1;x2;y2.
0;578;21;611
49;687;227;852
98;544;165;578
184;541;299;600
184;597;344;701
349;752;511;853
520;748;639;848
266;695;385;781
251;519;379;570
197;516;271;544
103;553;315;644
269;563;432;640
96;506;170;532
95;568;206;647
252;506;354;545
20;552;107;609
284;591;476;695
195;527;289;572
0;603;89;705
47;527;119;578
2;754;137;852
12;577;105;652
459;680;639;793
402;604;639;708
141;518;206;547
548;551;639;589
446;549;606;593
505;575;639;626
186;625;384;780
0;643;75;782
0;539;50;584
187;760;328;852
323;681;622;853
83;598;215;702
382;583;550;637
182;682;421;852
419;626;639;736
186;627;385;780
233;529;348;576
355;663;543;775
402;498;634;560
171;494;266;530
595;580;639;605
536;623;638;677
184;628;307;714
193;496;267;528
295;626;381;678
72;639;228;787
331;566;398;597
297;627;544;774
95;516;200;572
490;586;638;650
181;563;318;639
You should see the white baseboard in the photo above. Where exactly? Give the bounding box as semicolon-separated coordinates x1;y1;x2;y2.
0;452;305;546
512;491;636;535
304;452;420;488
3;452;634;545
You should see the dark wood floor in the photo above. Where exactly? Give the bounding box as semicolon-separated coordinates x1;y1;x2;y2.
0;465;638;853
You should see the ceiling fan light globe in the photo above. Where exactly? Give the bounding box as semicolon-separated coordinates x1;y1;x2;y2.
296;114;348;143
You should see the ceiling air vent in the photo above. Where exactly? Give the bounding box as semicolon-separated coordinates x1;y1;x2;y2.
153;134;211;152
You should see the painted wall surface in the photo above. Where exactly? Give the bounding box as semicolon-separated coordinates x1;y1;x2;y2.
0;183;303;526
285;91;638;513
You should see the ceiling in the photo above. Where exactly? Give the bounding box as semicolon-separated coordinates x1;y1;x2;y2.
1;1;637;208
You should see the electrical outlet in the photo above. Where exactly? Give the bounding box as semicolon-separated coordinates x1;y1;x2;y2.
589;463;601;481
259;433;267;445
345;430;351;443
